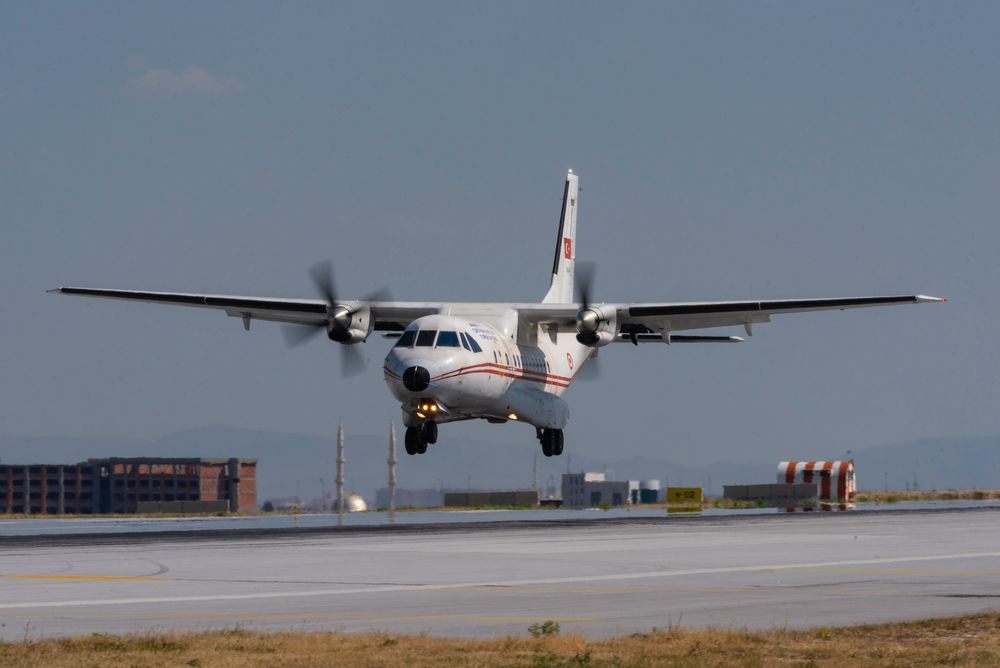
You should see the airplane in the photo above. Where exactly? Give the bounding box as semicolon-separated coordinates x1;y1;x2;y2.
49;170;943;457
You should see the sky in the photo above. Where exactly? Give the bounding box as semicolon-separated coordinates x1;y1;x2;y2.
1;2;998;469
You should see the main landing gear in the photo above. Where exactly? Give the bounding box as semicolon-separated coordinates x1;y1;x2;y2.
537;428;564;457
405;421;438;455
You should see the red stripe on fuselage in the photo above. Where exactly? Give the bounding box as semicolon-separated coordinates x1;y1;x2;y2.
435;363;572;388
432;362;572;384
383;362;574;388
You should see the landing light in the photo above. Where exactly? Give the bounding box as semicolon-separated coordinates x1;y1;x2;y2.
507;413;518;420
416;411;426;419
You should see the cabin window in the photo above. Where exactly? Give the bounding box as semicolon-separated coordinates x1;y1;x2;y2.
436;331;460;348
415;330;437;347
394;331;416;348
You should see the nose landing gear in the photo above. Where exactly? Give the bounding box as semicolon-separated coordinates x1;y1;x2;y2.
405;421;438;455
537;428;564;457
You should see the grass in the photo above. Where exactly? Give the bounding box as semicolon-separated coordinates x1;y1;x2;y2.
855;489;1000;504
3;613;1000;667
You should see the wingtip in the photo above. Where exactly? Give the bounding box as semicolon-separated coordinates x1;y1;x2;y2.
46;288;63;295
916;295;946;303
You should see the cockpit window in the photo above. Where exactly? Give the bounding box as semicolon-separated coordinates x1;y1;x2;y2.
436;331;460;348
394;330;416;348
465;333;483;353
415;330;437;347
459;332;472;351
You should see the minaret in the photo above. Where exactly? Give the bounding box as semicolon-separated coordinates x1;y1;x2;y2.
388;422;397;511
336;419;345;513
532;454;539;496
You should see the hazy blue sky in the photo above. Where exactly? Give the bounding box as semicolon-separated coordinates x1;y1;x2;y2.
2;2;998;468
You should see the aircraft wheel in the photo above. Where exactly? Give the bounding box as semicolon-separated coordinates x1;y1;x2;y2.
405;427;422;455
540;430;554;457
553;430;564;456
423;421;438;445
416;437;428;454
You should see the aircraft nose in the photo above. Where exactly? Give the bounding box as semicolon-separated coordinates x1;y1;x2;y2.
402;365;431;392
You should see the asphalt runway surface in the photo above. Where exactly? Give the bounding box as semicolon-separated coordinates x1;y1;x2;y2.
1;507;998;640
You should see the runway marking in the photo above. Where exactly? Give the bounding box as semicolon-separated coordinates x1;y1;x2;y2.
0;610;595;623
1;551;998;611
426;586;925;599
766;568;1000;576
1;575;167;582
438;586;763;594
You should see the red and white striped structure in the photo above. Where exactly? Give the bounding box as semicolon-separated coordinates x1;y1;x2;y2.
778;460;856;510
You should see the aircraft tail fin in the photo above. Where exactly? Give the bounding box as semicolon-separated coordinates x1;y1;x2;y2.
542;169;579;304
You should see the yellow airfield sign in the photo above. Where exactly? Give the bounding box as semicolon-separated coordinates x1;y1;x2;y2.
666;487;703;514
666;487;703;504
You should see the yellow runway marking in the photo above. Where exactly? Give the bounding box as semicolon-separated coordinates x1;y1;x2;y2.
1;575;168;582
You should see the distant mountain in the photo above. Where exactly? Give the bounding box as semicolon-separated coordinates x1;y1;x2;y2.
850;436;1000;491
1;428;996;504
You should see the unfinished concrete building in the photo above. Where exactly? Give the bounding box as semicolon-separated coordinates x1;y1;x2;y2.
0;457;256;515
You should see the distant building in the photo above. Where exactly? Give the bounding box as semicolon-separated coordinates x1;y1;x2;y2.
443;490;538;507
374;487;444;509
0;457;256;515
562;472;658;507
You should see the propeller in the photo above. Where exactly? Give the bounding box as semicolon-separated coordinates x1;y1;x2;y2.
573;261;602;379
282;260;391;378
574;261;603;347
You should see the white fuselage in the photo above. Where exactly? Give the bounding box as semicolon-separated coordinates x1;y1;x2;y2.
382;312;593;431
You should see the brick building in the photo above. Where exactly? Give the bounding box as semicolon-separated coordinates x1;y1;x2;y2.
0;457;256;515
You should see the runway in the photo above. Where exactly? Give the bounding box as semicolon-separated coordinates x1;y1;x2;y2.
1;507;998;639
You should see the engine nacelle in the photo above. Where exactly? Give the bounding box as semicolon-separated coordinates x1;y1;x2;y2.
576;305;617;347
327;304;374;344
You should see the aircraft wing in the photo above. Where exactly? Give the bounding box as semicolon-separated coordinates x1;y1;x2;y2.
623;294;944;334
50;287;943;338
518;294;944;339
47;287;438;332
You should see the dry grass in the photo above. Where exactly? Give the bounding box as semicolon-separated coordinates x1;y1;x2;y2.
2;612;1000;667
855;489;1000;504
